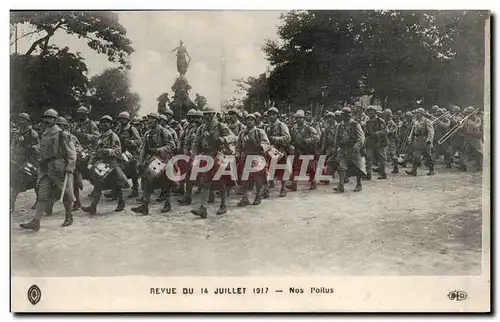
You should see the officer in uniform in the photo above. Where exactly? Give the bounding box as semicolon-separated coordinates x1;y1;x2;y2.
10;112;40;212
81;115;129;215
364;106;389;180
264;106;291;197
382;109;399;174
236;113;271;207
287;109;320;191
131;113;176;216
20;109;77;231
190;105;237;218
405;108;435;176
332;107;366;193
116;111;143;198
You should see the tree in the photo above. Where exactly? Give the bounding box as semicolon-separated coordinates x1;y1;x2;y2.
87;68;141;119
10;47;89;119
10;11;134;68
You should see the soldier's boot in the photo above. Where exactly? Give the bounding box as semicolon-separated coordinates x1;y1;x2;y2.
104;188;117;199
237;184;251;207
458;164;467;172
260;184;270;199
253;182;263;205
207;188;215;204
426;164;435;176
191;205;208;219
405;167;417;176
115;189;125;212
20;218;40;231
333;170;346;193
309;180;317;190
269;181;276;189
377;172;387;180
81;192;100;215
217;187;228;215
365;172;372;180
446;163;452;169
72;189;81;211
286;181;297;191
178;182;193;205
131;202;149;216
353;176;363;192
391;163;399;174
20;201;46;231
61;203;73;227
178;183;186;195
161;188;172;213
279;180;287;197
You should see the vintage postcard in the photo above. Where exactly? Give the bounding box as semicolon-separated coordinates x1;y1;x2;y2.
9;9;491;312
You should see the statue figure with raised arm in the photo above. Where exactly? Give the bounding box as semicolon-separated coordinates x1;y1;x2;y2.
171;40;191;76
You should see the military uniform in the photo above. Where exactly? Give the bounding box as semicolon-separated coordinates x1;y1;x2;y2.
320;112;338;175
446;107;464;167
74;112;100;149
131;113;177;215
10;114;40;212
191;106;237;218
406;108;435;176
432;109;451;164
332;107;366;193
383;110;399;173
364;107;389;179
458;107;482;171
20;109;77;231
116;112;143;196
288;110;320;191
264;107;291;197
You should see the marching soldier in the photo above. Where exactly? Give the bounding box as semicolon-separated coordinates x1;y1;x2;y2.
190;105;237;218
320;111;338;178
432;108;451;164
116;111;143;198
398;111;414;168
446;106;464;168
287;109;320;191
10;112;40;212
382;109;399;174
162;108;184;141
364;106;389;180
20;109;77;231
56;117;84;212
236;113;271;206
264;107;291;197
74;106;99;148
227;108;246;136
458;106;482;171
178;110;204;205
131;113;176;215
81;115;129;215
405;108;435;176
332;107;366;193
157;113;180;198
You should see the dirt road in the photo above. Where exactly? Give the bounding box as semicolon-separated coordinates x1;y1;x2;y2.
11;165;484;277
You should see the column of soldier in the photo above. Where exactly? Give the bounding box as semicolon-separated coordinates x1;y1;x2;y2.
10;102;483;232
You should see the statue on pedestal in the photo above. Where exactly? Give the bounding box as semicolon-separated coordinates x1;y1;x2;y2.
171;40;191;76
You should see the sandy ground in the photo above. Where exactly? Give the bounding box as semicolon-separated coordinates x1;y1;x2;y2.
11;165;484;277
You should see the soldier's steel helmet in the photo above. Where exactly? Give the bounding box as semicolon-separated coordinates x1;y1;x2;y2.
194;110;204;117
325;111;335;118
334;110;343;117
18;113;30;121
405;112;413;117
366;105;376;112
202;105;217;114
77;106;89;114
341;107;352;116
117;111;130;120
246;113;256;120
253;112;262;119
415;108;425;114
43;109;59;118
56;117;69;126
159;114;168;122
294;110;305;118
147;112;160;119
452;106;461;113
187;109;196;117
101;115;113;122
268;107;279;115
228;108;239;115
383;109;392;115
464;106;475;114
164;109;174;116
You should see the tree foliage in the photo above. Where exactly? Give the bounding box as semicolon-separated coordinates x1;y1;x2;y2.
87;68;141;119
248;10;489;114
11;11;134;68
10;47;88;119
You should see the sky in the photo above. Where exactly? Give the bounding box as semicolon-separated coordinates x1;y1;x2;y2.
12;11;284;115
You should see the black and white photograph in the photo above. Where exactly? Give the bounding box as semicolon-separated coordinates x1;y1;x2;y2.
8;7;491;312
